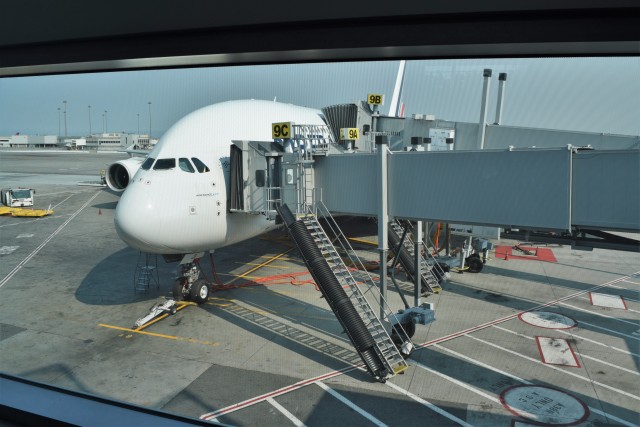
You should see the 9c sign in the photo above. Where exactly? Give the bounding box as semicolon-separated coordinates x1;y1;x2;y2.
272;122;292;139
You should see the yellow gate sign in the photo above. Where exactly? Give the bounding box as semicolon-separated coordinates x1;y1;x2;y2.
340;128;360;140
367;93;384;105
272;122;292;139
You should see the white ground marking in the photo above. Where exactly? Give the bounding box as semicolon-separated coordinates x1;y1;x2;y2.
495;325;640;376
536;337;580;367
500;385;588;425
16;234;34;238
266;397;306;427
384;380;473;427
0;191;100;289
464;334;640;401
552;327;640;358
577;318;640;341
622;280;640;286
433;343;638;427
315;382;388;427
0;246;19;255
590;292;627;309
519;311;576;329
559;302;637;326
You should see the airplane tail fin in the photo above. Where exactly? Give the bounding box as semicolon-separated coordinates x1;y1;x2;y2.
388;60;406;117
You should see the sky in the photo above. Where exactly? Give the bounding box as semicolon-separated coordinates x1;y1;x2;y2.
1;57;638;137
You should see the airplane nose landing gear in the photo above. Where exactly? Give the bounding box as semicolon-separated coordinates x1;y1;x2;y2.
172;255;210;304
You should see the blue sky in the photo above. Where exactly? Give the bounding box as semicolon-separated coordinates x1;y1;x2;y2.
1;57;638;137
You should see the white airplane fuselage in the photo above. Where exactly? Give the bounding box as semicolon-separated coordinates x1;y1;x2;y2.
114;99;326;254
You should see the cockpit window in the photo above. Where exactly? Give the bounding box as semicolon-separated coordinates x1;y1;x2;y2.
141;157;155;170
179;158;195;173
191;158;210;173
153;158;176;170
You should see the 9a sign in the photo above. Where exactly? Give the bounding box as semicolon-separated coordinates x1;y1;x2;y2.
340;128;359;140
272;122;292;139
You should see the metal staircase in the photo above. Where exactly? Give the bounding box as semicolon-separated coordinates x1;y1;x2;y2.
389;221;446;294
278;203;409;381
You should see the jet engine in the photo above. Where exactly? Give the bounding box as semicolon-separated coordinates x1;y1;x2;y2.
105;157;145;192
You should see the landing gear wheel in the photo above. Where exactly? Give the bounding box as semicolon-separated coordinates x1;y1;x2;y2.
466;256;484;273
190;279;210;304
172;279;189;301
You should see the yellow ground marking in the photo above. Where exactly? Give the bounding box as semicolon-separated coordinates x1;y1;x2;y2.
234;262;289;269
224;248;295;286
216;272;261;280
348;237;377;246
98;323;219;347
249;254;296;261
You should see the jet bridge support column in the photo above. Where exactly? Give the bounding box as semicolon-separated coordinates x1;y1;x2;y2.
376;135;389;321
413;221;422;307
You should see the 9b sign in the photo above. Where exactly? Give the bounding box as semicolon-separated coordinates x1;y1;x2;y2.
367;93;384;105
340;128;359;140
272;122;291;139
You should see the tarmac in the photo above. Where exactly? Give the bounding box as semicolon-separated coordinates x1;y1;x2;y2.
0;151;638;427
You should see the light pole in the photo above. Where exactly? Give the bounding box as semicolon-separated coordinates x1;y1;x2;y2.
104;110;108;133
148;102;152;138
57;107;61;137
88;105;92;136
63;100;67;137
137;113;140;134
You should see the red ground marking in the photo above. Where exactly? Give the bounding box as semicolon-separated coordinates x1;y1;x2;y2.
495;246;557;263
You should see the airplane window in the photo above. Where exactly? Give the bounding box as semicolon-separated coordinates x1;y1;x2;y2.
140;157;155;170
153;158;176;170
191;157;210;173
178;158;195;173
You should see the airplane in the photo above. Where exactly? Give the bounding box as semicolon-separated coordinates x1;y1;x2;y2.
113;99;328;304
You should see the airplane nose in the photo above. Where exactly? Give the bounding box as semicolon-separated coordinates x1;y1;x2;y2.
114;183;166;253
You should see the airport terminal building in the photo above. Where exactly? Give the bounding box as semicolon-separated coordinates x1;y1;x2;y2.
0;133;155;150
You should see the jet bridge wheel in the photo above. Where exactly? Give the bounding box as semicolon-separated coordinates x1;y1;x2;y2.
172;279;190;302
190;279;210;304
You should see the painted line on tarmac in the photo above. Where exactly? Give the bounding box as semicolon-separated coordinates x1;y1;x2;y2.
224;248;295;285
577;319;640;341
414;271;640;351
316;382;388;427
494;325;640;376
384;377;473;426
266;397;307;427
552;326;640;359
559;302;637;326
200;272;640;421
200;366;358;421
431;343;638;427
622;279;640;286
51;194;74;209
235;262;289;269
463;333;640;402
0;191;100;289
98;323;219;347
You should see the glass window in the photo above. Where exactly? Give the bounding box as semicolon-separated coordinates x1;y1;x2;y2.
153;158;176;170
141;157;155;170
179;158;195;173
191;157;210;173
